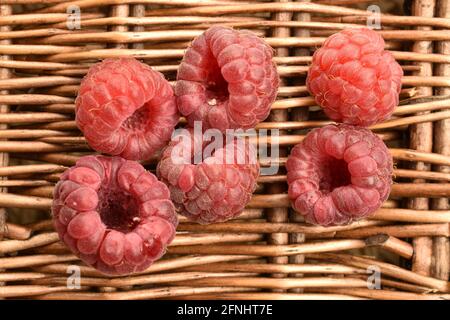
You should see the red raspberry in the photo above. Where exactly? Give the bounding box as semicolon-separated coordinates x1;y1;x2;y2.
75;58;179;161
175;26;279;131
52;155;178;275
287;124;392;226
157;129;259;224
306;28;403;127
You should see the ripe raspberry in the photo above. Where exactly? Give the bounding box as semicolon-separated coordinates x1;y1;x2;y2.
175;26;279;131
75;58;179;161
52;155;178;275
306;28;403;127
287;124;392;226
157;129;259;224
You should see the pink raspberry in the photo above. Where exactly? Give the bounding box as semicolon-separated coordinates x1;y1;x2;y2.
52;155;178;275
75;58;179;161
306;28;403;127
157;129;259;224
287;124;392;226
175;26;279;131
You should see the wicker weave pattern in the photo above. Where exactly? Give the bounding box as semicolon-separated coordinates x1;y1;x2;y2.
0;0;449;300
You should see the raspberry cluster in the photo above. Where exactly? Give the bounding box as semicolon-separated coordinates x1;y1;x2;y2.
61;26;280;274
157;130;259;224
287;124;392;226
52;156;178;275
75;58;179;161
287;28;399;225
306;28;403;126
175;26;279;131
55;26;402;274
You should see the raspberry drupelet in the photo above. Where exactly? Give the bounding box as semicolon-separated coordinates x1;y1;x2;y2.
287;124;393;226
52;155;178;275
75;58;179;161
175;26;280;131
307;28;403;127
157;129;259;224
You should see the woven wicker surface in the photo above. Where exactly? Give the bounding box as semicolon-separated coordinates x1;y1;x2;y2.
0;0;449;300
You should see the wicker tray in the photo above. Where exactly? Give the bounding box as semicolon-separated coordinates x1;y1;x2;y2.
0;0;449;300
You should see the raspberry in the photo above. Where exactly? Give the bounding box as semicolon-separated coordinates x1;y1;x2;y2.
306;28;403;127
52;155;178;275
75;58;179;161
175;26;279;131
157;129;259;224
287;124;392;226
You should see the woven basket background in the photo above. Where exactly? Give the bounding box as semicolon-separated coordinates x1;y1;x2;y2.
0;0;449;300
